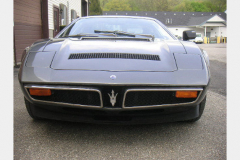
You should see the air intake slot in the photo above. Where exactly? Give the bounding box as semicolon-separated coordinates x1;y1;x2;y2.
68;53;160;61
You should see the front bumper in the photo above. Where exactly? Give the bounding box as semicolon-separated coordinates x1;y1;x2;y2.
22;84;207;124
28;101;201;124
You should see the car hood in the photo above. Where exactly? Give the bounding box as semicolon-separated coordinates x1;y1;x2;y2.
47;38;186;72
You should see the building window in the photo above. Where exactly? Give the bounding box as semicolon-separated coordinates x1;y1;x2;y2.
71;9;77;21
166;18;169;24
165;18;172;24
60;4;68;26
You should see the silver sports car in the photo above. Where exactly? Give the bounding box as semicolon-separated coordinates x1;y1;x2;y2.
18;16;210;124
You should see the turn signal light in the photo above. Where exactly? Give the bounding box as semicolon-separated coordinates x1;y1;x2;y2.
29;88;52;96
175;91;198;98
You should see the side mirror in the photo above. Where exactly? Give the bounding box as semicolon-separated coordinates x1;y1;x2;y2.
183;30;196;41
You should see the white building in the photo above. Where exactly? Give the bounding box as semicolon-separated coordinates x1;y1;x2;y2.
167;14;227;40
48;0;89;38
103;11;227;43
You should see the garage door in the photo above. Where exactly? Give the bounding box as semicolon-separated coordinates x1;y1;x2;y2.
14;0;42;63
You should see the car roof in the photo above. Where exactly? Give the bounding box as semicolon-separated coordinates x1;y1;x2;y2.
78;15;158;21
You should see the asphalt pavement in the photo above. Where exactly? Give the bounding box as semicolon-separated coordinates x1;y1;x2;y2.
14;43;226;160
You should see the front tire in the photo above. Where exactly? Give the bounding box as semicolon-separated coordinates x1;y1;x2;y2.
186;96;206;122
24;98;41;120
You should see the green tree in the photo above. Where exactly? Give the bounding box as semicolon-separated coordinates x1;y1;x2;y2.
173;0;192;12
173;0;210;12
104;0;132;11
128;0;168;11
89;0;103;15
154;0;169;11
203;0;226;12
99;0;111;10
128;0;141;11
168;0;182;10
99;0;226;12
202;1;217;12
190;2;210;12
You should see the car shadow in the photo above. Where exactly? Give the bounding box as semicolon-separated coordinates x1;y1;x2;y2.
28;118;201;146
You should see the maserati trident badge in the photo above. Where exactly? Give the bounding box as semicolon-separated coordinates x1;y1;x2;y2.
108;90;118;107
110;75;116;80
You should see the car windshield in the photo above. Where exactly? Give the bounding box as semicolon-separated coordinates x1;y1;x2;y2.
59;17;174;40
196;34;202;37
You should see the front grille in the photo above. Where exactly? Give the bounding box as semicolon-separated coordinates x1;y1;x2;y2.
69;53;160;61
26;85;201;109
29;89;101;107
124;91;199;107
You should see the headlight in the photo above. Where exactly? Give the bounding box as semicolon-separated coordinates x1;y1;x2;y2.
26;51;56;68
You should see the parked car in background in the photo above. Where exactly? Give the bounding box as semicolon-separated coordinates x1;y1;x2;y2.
189;33;203;44
18;16;210;124
195;33;204;43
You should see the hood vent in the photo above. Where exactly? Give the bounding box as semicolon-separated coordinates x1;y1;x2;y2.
69;53;160;61
81;37;151;42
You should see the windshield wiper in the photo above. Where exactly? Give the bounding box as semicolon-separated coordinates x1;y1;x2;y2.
94;30;135;37
94;30;155;40
63;33;116;38
63;34;97;38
